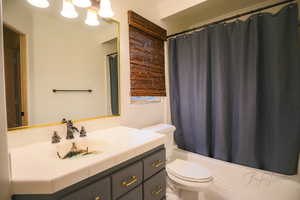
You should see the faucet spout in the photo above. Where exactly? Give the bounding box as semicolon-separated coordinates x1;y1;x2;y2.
63;119;79;140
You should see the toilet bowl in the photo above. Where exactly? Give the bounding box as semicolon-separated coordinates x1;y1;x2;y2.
167;159;213;192
142;124;213;195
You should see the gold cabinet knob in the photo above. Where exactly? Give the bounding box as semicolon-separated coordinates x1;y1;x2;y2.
95;196;101;200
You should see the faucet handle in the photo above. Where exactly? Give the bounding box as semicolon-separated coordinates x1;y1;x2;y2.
52;131;61;143
80;126;87;137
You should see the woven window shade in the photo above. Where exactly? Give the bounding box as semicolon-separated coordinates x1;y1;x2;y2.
128;11;167;96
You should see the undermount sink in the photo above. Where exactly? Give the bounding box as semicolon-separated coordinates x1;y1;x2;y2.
55;138;109;159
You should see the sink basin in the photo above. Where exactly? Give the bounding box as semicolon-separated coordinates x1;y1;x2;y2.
55;138;108;159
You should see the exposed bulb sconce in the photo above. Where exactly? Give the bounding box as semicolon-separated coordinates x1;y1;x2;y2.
85;9;100;26
26;0;115;24
61;0;78;19
27;0;49;8
73;0;91;8
99;0;114;18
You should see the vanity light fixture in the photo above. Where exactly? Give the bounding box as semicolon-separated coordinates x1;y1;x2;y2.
27;0;49;8
26;0;115;23
61;0;78;19
73;0;91;8
85;8;100;26
99;0;114;18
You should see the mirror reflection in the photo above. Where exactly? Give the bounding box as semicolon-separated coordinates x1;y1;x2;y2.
3;0;119;130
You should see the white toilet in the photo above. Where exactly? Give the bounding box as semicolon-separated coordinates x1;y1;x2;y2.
142;124;213;199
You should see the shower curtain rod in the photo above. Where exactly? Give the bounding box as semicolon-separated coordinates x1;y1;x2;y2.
167;0;296;39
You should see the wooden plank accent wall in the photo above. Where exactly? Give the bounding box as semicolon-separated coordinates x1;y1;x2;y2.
128;11;167;97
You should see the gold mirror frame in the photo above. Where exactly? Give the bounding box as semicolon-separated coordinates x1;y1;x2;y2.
7;19;121;132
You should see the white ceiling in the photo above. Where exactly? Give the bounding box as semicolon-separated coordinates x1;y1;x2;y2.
158;0;286;34
3;0;113;28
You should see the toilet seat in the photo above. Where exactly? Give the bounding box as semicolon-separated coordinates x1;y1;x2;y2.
167;159;213;182
166;159;213;192
167;172;212;192
168;170;213;183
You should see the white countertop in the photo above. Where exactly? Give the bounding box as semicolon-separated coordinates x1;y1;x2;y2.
10;126;165;195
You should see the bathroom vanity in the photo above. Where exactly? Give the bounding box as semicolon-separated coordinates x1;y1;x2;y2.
10;127;166;200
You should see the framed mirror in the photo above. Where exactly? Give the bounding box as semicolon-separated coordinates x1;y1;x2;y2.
3;0;120;131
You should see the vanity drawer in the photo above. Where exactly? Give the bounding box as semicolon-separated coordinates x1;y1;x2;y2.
118;185;142;200
143;149;166;180
61;177;111;200
112;161;143;199
143;170;166;200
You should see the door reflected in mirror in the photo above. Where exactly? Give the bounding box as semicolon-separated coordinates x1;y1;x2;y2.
3;0;119;130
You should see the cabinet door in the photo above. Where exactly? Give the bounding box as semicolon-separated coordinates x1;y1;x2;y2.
88;177;111;200
61;177;111;200
117;185;142;200
143;170;166;200
61;190;87;200
143;149;166;180
112;161;143;199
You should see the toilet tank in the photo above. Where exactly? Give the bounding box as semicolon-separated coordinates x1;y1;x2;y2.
142;124;176;159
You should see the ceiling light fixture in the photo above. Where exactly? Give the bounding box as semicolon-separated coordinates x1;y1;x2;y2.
85;9;100;26
26;0;115;23
73;0;91;8
99;0;114;18
27;0;50;8
61;0;78;19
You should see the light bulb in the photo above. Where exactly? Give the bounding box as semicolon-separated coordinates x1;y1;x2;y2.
61;0;78;19
27;0;49;8
85;9;100;26
73;0;91;8
99;0;114;18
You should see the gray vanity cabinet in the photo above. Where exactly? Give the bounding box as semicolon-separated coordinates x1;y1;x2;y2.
61;177;111;200
143;149;166;180
112;161;143;199
12;145;166;200
143;170;166;200
118;186;143;200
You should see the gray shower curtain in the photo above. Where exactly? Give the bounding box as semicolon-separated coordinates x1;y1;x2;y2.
169;4;300;175
108;54;119;115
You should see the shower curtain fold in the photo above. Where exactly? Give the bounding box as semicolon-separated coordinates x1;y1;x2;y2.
168;4;300;175
108;54;119;115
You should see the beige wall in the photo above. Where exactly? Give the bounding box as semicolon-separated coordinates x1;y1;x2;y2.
0;0;11;198
3;0;170;195
3;0;168;132
157;0;207;19
110;0;168;128
4;0;118;125
6;0;170;148
2;0;300;197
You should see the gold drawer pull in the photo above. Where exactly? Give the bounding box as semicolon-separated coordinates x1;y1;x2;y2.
95;196;101;200
122;176;138;187
151;160;164;168
151;186;163;195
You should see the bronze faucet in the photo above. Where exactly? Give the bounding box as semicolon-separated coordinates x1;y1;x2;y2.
52;131;61;143
62;119;79;140
80;126;87;137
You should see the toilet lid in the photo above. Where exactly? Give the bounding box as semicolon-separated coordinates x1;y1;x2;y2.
167;159;212;183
